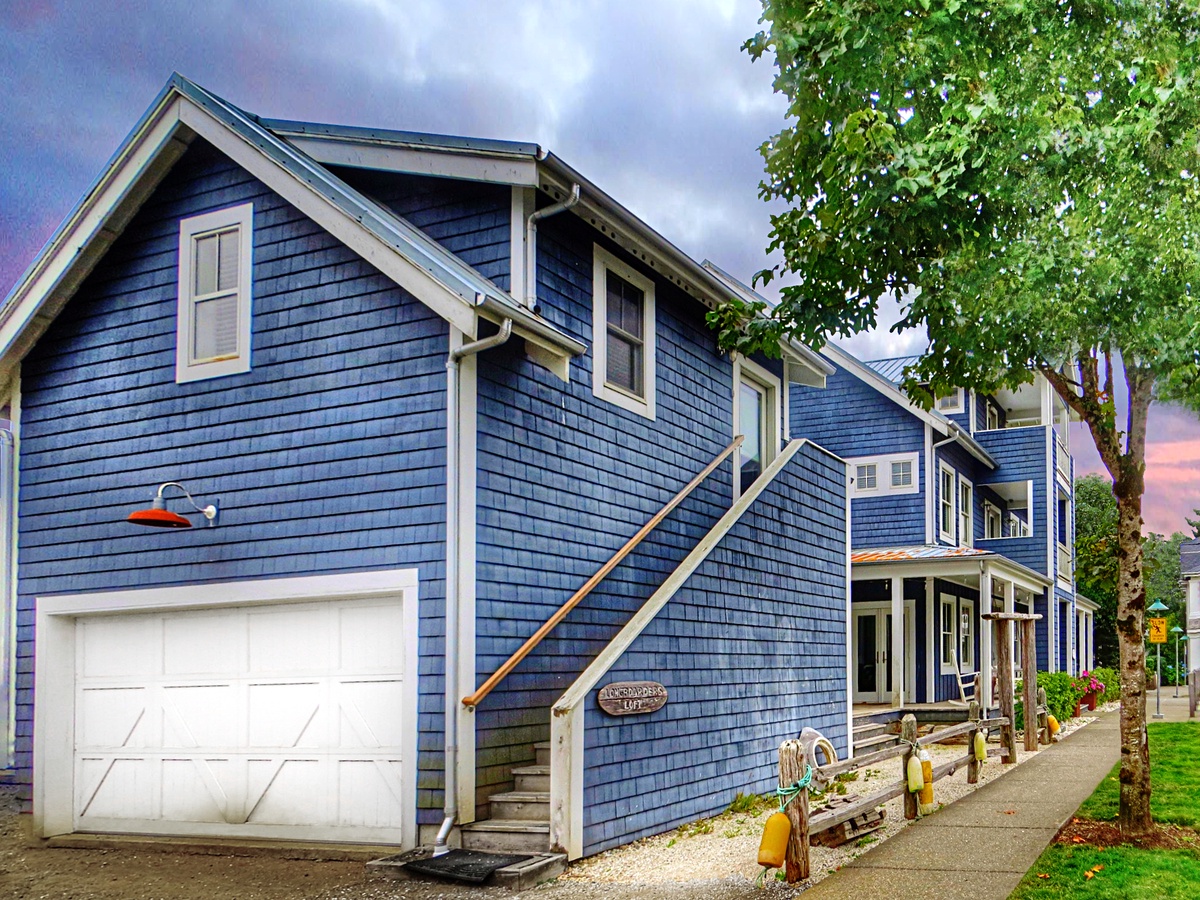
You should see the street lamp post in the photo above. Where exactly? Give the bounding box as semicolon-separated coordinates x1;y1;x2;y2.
1149;599;1169;720
1172;626;1185;699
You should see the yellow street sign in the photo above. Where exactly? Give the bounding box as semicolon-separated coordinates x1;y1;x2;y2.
1149;617;1168;644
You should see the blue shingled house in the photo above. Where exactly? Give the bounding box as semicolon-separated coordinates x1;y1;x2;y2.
0;76;852;860
789;344;1088;713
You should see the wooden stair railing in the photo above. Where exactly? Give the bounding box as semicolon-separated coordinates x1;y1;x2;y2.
461;435;743;708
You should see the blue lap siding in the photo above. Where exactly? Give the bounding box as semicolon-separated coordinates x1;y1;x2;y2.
580;443;848;855
14;141;451;806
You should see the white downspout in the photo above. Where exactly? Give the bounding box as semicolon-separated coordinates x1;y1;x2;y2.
435;316;513;856
524;184;580;310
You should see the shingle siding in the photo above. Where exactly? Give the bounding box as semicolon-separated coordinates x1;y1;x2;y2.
792;369;925;547
15;141;450;807
580;443;848;855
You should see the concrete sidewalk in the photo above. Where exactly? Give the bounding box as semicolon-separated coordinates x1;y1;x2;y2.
799;696;1194;900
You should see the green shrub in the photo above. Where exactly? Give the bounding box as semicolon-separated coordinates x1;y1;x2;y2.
1015;671;1086;729
1089;666;1120;703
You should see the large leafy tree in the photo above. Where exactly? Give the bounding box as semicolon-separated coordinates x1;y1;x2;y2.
731;2;1200;833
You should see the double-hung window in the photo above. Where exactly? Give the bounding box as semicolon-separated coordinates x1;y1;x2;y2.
176;203;254;383
940;596;956;671
938;463;956;543
592;245;655;418
958;477;973;547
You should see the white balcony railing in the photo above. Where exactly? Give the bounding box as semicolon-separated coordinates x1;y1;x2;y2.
1058;543;1073;585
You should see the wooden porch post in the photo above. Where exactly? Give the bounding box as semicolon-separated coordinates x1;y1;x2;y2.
980;566;993;710
1022;619;1038;752
891;575;904;708
994;618;1016;763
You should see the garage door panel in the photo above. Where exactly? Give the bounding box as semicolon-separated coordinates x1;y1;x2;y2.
247;607;330;674
164;615;241;675
247;683;322;748
78;617;160;678
77;757;157;820
70;594;414;845
339;604;407;671
161;758;230;823
77;688;149;748
162;684;239;748
338;680;406;748
336;759;407;827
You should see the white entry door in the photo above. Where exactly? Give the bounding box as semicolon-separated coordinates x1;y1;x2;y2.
853;603;915;703
69;595;414;845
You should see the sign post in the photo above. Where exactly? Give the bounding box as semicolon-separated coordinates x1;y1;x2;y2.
1149;602;1169;721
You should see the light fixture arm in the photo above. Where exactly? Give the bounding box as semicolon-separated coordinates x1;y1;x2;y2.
153;482;219;525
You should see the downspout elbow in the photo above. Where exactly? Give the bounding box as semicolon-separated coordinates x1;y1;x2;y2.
525;184;581;311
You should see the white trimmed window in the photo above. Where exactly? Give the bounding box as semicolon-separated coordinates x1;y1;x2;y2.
592;245;656;419
985;502;1002;539
176;203;254;383
732;355;781;498
985;401;1000;431
856;463;878;492
938;462;956;542
848;452;919;499
958;476;973;548
940;595;956;671
936;388;964;414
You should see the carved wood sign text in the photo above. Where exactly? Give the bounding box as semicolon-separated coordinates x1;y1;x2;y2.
598;681;668;716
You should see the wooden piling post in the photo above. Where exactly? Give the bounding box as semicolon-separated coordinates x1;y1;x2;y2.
967;697;981;785
1021;620;1038;752
1037;686;1050;744
778;739;810;883
994;618;1017;763
900;714;918;820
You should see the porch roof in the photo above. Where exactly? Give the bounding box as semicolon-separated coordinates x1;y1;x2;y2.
850;544;1051;594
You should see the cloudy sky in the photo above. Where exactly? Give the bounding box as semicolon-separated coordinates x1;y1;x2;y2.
3;0;1198;533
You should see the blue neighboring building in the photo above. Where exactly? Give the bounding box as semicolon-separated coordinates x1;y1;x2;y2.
791;345;1089;711
0;76;852;860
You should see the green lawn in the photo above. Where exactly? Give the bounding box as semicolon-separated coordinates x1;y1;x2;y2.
1078;722;1200;827
1011;722;1200;899
1011;846;1200;899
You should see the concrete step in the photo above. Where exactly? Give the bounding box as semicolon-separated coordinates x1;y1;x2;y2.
512;765;551;793
534;741;551;767
488;791;550;822
461;819;550;854
369;849;566;891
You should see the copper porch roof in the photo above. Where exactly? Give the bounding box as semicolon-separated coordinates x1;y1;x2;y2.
851;545;995;564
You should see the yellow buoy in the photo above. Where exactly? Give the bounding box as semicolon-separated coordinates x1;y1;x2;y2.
757;811;791;868
907;753;924;793
1048;714;1060;736
973;731;987;762
918;748;935;815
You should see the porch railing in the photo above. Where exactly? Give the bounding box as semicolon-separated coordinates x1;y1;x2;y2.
461;435;743;709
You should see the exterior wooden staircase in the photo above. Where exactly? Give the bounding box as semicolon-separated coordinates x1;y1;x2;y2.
461;742;552;853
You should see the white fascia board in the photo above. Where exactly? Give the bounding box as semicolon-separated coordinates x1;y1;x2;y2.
282;134;540;186
0;96;192;371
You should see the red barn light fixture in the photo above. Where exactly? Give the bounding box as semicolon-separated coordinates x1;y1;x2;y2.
127;482;219;529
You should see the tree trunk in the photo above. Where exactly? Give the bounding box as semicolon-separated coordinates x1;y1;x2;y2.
1113;477;1152;835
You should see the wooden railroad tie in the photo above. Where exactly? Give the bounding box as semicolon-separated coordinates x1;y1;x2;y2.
809;795;886;848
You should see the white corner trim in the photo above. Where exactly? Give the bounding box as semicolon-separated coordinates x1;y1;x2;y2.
33;568;420;845
175;202;254;383
591;244;655;420
924;424;934;543
844;461;853;759
0;375;17;769
924;577;935;703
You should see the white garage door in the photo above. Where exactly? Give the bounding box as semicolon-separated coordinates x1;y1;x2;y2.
71;596;413;844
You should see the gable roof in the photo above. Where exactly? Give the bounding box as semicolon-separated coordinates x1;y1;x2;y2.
821;344;996;469
1182;538;1200;576
0;74;587;380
